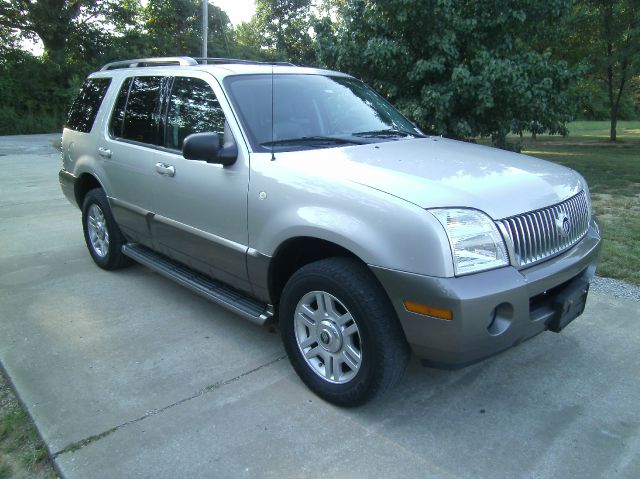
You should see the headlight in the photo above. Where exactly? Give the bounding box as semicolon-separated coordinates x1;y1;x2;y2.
431;208;509;275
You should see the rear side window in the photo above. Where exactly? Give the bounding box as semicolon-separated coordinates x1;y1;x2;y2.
165;77;225;150
109;77;133;138
66;78;112;133
115;76;163;145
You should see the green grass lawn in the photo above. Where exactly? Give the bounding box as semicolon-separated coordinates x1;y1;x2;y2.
0;372;57;479
517;120;640;285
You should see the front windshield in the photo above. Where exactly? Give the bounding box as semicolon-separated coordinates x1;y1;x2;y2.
223;74;423;152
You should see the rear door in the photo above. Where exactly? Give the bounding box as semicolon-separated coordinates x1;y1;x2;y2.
148;73;252;292
101;75;167;245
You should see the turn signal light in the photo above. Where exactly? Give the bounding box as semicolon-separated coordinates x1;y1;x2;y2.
403;301;453;321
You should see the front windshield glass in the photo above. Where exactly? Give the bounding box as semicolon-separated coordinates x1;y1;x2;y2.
223;74;423;152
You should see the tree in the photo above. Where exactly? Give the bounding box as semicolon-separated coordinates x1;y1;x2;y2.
568;1;640;141
315;0;581;146
0;1;137;69
232;20;272;60
135;0;232;58
0;0;240;134
0;1;134;134
236;0;314;64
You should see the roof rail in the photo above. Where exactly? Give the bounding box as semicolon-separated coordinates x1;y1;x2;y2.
100;56;297;71
193;57;296;67
100;57;198;71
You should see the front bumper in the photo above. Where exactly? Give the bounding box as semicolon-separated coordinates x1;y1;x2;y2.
371;219;601;368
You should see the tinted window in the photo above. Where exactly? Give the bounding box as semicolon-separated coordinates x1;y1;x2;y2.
122;76;163;145
66;78;112;133
165;77;225;150
109;77;132;138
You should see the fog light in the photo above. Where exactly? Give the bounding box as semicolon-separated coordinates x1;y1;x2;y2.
487;303;514;336
403;301;453;321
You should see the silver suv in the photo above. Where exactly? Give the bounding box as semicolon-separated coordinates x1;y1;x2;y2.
59;57;601;406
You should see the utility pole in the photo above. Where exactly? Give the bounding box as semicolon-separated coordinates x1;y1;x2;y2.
202;0;208;63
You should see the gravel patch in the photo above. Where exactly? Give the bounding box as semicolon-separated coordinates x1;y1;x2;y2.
591;275;640;302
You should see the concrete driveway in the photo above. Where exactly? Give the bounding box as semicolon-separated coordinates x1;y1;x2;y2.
0;134;638;478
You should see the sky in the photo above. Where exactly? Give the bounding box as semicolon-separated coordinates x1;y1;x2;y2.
212;0;256;25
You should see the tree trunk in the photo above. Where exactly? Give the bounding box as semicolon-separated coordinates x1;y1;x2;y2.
610;109;617;142
603;1;615;141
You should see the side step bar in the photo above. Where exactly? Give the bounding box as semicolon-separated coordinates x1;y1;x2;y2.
122;244;274;326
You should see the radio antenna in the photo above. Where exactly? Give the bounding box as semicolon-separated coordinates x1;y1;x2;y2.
270;64;276;161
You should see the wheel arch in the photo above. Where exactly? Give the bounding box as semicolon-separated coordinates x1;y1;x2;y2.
75;173;105;208
267;236;365;304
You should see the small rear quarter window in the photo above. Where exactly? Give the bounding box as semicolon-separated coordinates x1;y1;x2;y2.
66;78;112;133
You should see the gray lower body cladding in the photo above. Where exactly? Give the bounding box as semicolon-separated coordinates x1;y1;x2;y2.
370;220;601;368
59;169;78;207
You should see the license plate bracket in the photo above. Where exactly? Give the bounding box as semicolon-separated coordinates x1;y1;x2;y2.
548;279;590;333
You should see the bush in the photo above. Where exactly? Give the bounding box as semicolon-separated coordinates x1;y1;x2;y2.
0;51;74;134
0;107;63;135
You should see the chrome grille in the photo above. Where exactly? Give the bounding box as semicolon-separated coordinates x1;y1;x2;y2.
497;191;590;268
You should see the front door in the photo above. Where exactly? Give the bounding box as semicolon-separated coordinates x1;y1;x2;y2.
149;74;251;292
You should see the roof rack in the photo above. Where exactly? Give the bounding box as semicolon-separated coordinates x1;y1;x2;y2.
100;56;296;71
193;57;296;66
100;57;198;71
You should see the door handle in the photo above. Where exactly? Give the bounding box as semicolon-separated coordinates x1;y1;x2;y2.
98;147;112;159
155;162;175;177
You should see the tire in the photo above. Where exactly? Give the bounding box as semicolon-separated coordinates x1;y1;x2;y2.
280;257;410;406
81;188;131;270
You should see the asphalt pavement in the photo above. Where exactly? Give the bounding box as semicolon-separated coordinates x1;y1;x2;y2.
0;134;638;478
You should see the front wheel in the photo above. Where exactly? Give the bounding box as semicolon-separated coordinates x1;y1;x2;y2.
280;257;409;406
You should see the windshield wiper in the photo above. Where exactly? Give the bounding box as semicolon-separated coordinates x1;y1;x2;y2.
353;129;426;138
261;136;368;147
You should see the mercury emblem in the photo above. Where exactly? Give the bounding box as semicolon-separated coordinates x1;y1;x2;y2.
556;212;571;237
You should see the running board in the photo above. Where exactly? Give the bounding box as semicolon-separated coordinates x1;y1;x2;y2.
122;244;274;326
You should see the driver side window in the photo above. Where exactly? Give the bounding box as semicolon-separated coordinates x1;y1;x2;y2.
165;77;225;150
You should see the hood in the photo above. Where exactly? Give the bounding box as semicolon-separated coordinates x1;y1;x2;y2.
278;137;585;219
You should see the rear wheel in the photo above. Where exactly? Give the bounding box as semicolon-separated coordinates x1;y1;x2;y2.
82;188;131;270
280;257;409;406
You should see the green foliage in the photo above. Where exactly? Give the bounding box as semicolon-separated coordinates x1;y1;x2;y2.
236;0;315;64
0;50;79;134
0;1;141;133
232;21;273;60
0;461;12;479
574;76;639;120
128;0;232;57
0;1;241;134
315;0;581;145
0;0;636;140
560;1;640;138
0;1;137;67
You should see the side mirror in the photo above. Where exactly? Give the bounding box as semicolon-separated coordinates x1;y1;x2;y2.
182;132;237;166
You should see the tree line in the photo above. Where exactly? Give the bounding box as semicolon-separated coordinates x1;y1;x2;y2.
0;0;638;144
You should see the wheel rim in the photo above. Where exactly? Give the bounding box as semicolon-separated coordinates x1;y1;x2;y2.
87;203;110;258
294;291;363;384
